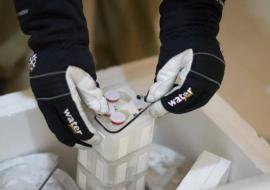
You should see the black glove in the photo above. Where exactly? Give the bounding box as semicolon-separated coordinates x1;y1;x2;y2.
146;0;225;117
14;0;108;147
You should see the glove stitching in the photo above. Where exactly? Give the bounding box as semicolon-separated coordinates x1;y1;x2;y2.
193;52;225;64
30;71;66;79
190;70;221;87
36;92;71;101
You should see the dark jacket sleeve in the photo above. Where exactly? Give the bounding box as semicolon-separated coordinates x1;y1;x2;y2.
159;0;225;43
157;0;225;72
14;0;89;51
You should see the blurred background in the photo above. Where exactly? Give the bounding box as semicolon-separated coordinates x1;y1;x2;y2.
0;0;269;141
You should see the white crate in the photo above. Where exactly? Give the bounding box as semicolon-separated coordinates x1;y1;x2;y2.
78;145;151;186
77;163;146;190
88;87;155;161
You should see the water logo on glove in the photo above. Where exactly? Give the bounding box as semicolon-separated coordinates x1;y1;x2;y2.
167;87;194;107
64;108;83;135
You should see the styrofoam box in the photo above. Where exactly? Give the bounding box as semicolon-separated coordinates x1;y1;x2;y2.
78;145;151;186
88;88;155;161
3;63;270;190
77;163;146;190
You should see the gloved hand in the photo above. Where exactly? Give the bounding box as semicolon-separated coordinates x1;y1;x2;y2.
14;0;108;147
146;0;225;117
29;49;108;148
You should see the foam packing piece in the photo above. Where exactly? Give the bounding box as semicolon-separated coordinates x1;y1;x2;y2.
177;151;231;190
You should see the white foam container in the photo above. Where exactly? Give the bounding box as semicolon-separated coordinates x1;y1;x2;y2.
77;163;146;190
78;145;150;186
2;62;270;189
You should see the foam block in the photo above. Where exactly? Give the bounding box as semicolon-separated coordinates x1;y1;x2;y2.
177;151;231;190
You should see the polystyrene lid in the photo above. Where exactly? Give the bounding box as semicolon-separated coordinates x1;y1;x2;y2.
105;90;120;102
110;112;126;125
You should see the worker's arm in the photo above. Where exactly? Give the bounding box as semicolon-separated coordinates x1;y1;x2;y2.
14;0;108;147
146;0;225;117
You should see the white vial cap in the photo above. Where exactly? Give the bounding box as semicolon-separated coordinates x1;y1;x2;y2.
110;112;126;125
105;90;120;103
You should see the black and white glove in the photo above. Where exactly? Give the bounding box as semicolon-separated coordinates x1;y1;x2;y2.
146;0;225;117
14;0;108;147
29;49;108;147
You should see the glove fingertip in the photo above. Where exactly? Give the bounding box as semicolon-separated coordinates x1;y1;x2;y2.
100;98;109;114
145;94;154;103
186;48;193;55
149;100;168;118
74;144;89;150
87;132;102;146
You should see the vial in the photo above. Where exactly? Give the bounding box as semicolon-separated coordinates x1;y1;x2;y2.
110;112;126;125
105;90;120;103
